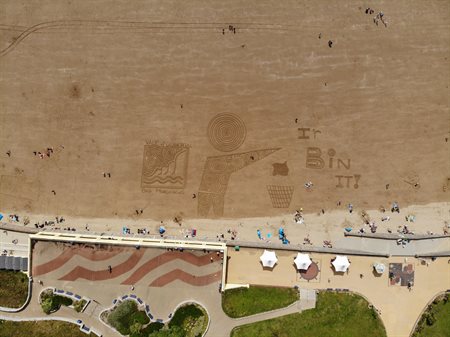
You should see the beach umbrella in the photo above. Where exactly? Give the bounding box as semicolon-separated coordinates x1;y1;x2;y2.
294;253;312;270
373;262;385;274
260;250;278;268
332;255;350;272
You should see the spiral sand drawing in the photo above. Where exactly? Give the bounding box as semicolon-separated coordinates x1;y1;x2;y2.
207;113;247;152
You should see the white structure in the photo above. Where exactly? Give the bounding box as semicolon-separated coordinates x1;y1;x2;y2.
260;250;278;268
332;255;350;272
373;262;386;274
294;253;312;270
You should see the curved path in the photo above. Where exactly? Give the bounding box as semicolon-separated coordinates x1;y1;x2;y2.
0;283;119;337
33;246;124;276
122;251;221;285
59;249;145;281
149;269;222;287
205;290;316;337
0;20;295;57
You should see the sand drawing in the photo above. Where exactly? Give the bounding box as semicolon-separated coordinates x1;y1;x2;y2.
402;173;420;189
297;127;321;140
141;142;190;191
306;147;351;170
272;161;289;176
335;174;361;188
198;148;280;217
207;113;247;152
306;147;325;169
267;185;294;208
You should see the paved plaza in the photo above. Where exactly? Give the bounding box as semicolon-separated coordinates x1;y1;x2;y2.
226;247;450;337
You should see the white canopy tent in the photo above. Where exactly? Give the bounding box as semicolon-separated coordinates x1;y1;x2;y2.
260;250;278;268
294;253;312;270
332;255;350;272
373;262;386;274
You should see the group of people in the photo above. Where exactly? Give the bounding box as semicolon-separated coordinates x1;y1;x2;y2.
304;181;314;190
366;7;388;27
8;214;20;222
222;25;237;35
294;209;304;224
33;146;57;159
217;229;238;241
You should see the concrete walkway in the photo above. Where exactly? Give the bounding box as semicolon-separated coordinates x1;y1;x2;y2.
0;283;119;337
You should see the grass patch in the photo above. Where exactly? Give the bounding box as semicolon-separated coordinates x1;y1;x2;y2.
0;270;28;308
0;320;95;337
231;292;387;337
222;286;299;318
106;300;150;335
412;294;450;337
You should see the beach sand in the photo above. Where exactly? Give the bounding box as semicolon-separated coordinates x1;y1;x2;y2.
0;0;449;223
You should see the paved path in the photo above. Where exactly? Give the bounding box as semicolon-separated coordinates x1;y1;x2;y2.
205;289;316;337
0;284;118;337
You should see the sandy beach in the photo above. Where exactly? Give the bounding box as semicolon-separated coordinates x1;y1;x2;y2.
0;1;449;336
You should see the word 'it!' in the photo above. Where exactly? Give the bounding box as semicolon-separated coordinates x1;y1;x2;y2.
336;174;361;189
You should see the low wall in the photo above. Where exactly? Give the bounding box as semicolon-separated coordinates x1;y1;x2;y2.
226;240;390;257
0;222;38;234
344;232;450;240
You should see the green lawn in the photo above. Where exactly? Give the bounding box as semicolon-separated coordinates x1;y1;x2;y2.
222;286;299;318
0;320;95;337
231;292;387;337
412;294;450;337
0;270;28;308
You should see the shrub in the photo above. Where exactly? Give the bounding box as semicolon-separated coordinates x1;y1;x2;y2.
107;300;149;335
149;326;185;337
40;291;73;315
74;299;87;313
169;304;202;328
141;322;164;335
130;322;143;335
425;312;436;326
41;298;54;314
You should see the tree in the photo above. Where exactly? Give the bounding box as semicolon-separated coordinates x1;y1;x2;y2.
130;322;143;335
149;326;185;337
41;298;53;314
